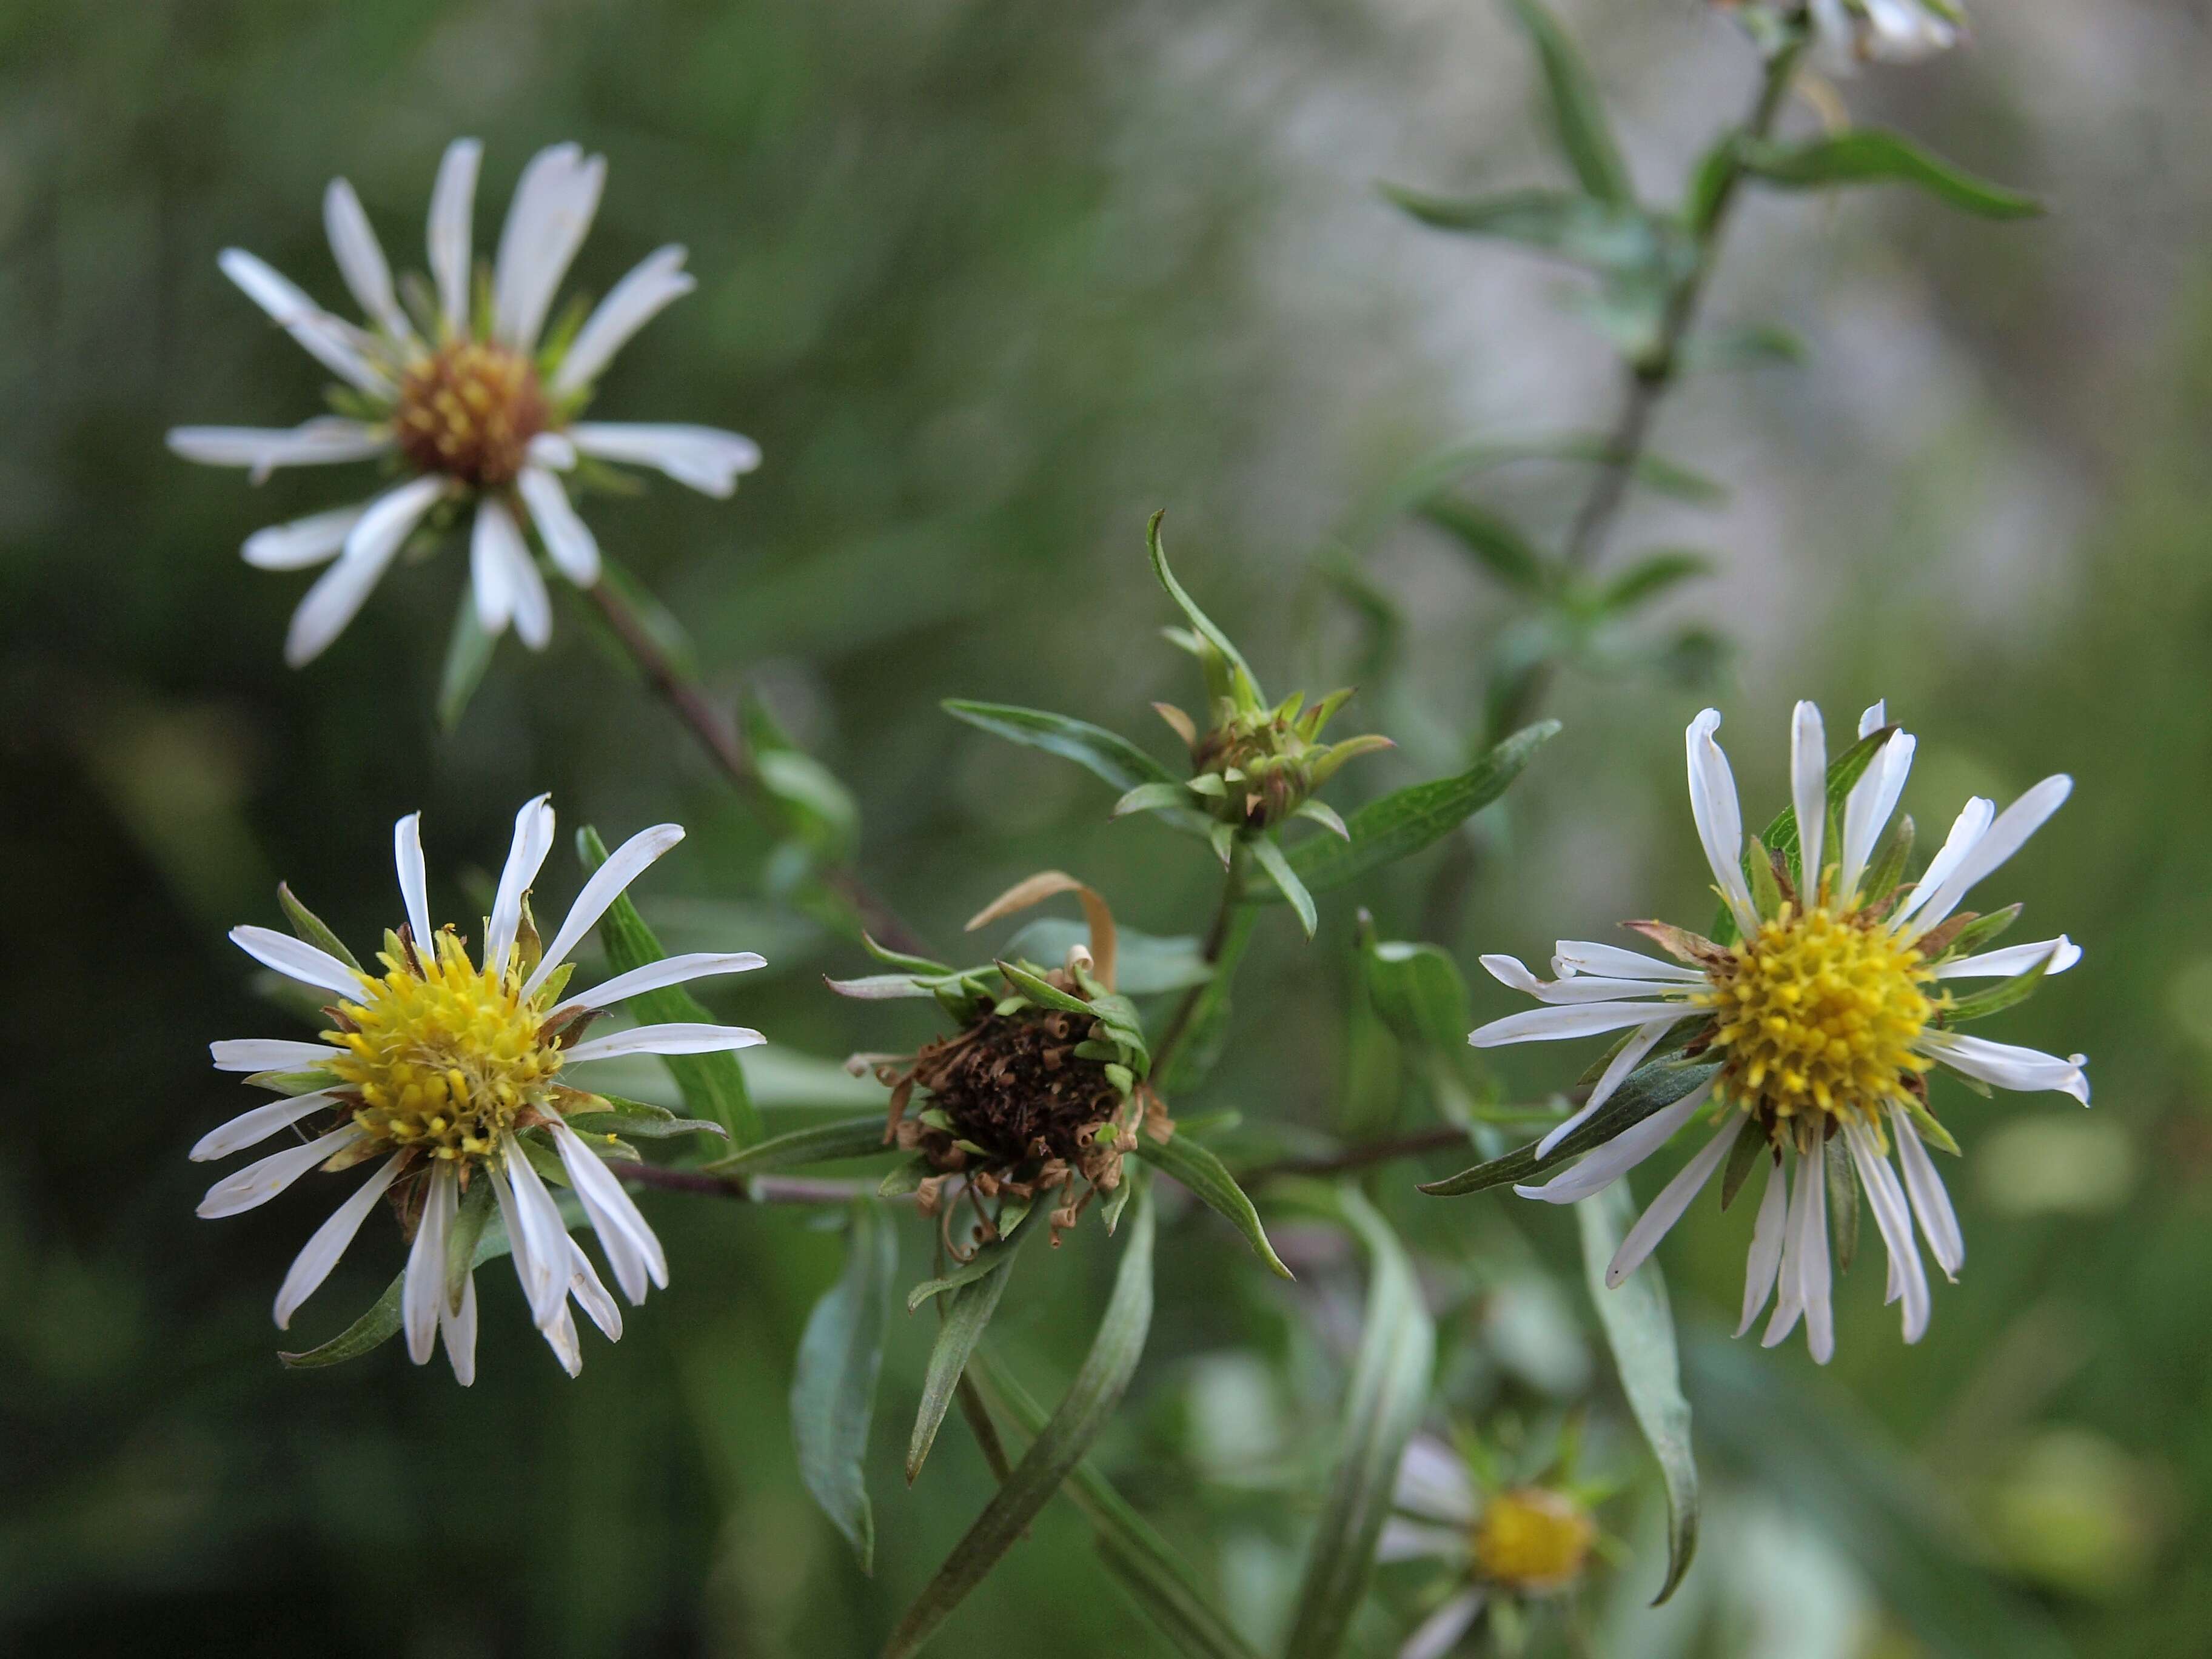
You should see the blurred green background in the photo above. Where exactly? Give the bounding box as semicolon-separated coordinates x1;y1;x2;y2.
4;1;2205;1654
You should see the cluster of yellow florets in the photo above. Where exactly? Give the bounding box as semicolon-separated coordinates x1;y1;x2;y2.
324;930;562;1160
1472;1487;1597;1592
1701;900;1941;1130
393;340;549;487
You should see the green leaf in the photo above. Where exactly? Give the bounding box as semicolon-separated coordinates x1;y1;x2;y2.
1381;187;1675;273
1361;934;1474;1057
277;1272;401;1369
1740;130;2045;221
791;1203;897;1575
1597;549;1711;615
596;551;699;678
1860;813;1916;907
1577;1183;1699;1604
1718;1113;1767;1212
907;1230;1030;1483
1826;1133;1860;1274
970;1353;1268;1659
1276;1185;1436;1659
278;883;360;971
1418;494;1547;593
578;826;762;1147
1420;1052;1718;1196
943;700;1190;803
437;588;498;732
1250;835;1318;938
1001;919;1213;995
1147;511;1261;702
564;1093;729;1139
1269;721;1560;899
1936;903;2022;960
703;1114;888;1175
1114;780;1198;819
884;1191;1156;1659
1134;1131;1293;1279
1504;0;1633;204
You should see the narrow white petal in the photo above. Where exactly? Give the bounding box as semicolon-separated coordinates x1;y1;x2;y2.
1858;700;1887;739
285;474;446;666
323;178;416;344
394;811;433;953
169;420;389;481
428;138;483;334
1400;1590;1487;1659
1762;1155;1811;1347
570;422;762;497
551;951;766;1019
217;247;389;392
1470;1000;1689;1047
196;1125;361;1219
493;144;606;350
484;794;556;975
516;467;602;586
1847;1121;1929;1342
1393;1436;1478;1524
1892;797;1994;924
550;244;695;395
440;1270;479;1386
1920;1030;2091;1103
542;1299;585;1376
490;1165;555;1332
1535;1019;1677;1159
273;1152;406;1329
521;823;686;997
1890;1106;1964;1279
229;924;364;999
1736;1152;1788;1337
562;1022;767;1062
528;432;578;470
1686;709;1758;934
1800;1140;1836;1364
1479;954;1692;1005
550;1120;669;1295
1606;1116;1739;1287
1550;940;1704;983
243;504;367;570
498;1145;574;1328
1932;936;2081;979
1840;731;1914;896
1375;1520;1469;1563
1791;700;1827;892
1515;1080;1715;1204
1902;777;2073;941
403;1162;457;1365
508;531;552;650
192;1088;343;1161
566;1239;624;1341
469;500;515;636
209;1037;339;1074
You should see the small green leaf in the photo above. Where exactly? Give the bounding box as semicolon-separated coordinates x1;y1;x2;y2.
907;1230;1030;1482
1147;511;1261;702
278;883;360;971
1114;780;1197;820
877;1156;931;1198
1382;187;1674;273
1746;833;1785;922
791;1204;897;1574
1134;1131;1292;1279
437;588;498;732
1504;0;1634;204
943;700;1201;828
1578;1182;1699;1604
1718;1114;1768;1212
277;1272;401;1369
1598;549;1711;614
1250;836;1318;938
1740;130;2045;221
1420;1053;1720;1197
884;1192;1157;1659
1861;813;1916;906
1826;1134;1860;1274
1936;903;2022;959
564;1093;729;1139
1361;933;1475;1057
704;1114;888;1175
1418;494;1548;592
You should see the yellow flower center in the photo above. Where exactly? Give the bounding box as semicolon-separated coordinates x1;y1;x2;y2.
1702;901;1939;1130
393;340;549;487
1472;1488;1595;1592
324;930;563;1162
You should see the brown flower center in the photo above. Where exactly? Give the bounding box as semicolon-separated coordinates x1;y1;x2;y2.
394;341;548;488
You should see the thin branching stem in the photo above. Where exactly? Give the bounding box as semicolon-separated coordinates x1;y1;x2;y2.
615;1164;906;1205
1151;845;1247;1080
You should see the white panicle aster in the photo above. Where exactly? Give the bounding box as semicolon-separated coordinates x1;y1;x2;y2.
169;139;762;666
196;797;767;1379
1805;0;1964;69
1471;702;2086;1363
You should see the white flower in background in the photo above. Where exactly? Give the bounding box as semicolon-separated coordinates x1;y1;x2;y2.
195;797;766;1379
1806;0;1963;70
1472;702;2086;1363
168;139;761;666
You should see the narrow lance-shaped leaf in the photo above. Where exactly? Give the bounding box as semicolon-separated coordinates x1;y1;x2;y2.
1421;1053;1721;1197
437;588;498;732
1418;492;1548;594
1577;1182;1699;1604
704;1114;890;1175
791;1203;897;1574
1250;835;1318;939
1504;0;1634;204
1133;1131;1293;1279
907;1230;1031;1484
1147;511;1261;700
1740;130;2045;221
1381;187;1673;275
942;702;1204;836
279;883;361;971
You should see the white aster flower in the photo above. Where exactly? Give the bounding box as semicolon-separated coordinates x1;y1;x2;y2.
169;139;762;666
1472;701;2087;1363
196;796;767;1379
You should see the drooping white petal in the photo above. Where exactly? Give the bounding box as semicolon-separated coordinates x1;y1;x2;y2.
550;244;695;395
484;793;556;975
1902;776;2073;941
1685;709;1758;934
515;466;602;586
402;1162;458;1365
551;951;767;1019
1892;797;1994;924
1932;936;2082;979
565;1239;624;1341
1399;1590;1488;1659
1791;700;1828;893
440;1269;479;1386
1470;1000;1691;1047
1606;1116;1740;1287
570;422;762;497
1846;1120;1929;1342
1736;1152;1788;1337
493;143;606;351
272;1151;406;1329
542;1299;585;1377
286;474;447;666
1858;701;1887;739
427;138;483;335
196;1124;361;1219
1550;940;1704;984
1840;731;1915;897
216;247;389;392
1920;1030;2091;1104
1890;1106;1963;1279
1393;1435;1478;1524
209;1037;339;1074
1514;1079;1715;1204
1375;1519;1469;1563
561;1022;768;1063
1535;1019;1679;1160
169;419;390;483
323;178;417;344
520;823;685;997
229;924;364;999
495;1145;573;1329
549;1121;669;1298
1762;1153;1812;1347
191;1089;343;1162
1799;1140;1836;1364
394;811;433;953
1479;954;1694;1006
243;504;368;570
473;497;549;649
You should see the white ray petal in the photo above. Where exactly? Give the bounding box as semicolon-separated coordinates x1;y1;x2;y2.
1514;1079;1715;1204
551;951;767;1019
1399;1590;1488;1659
169;420;390;483
1762;1153;1811;1347
476;497;549;649
566;1239;625;1341
243;504;367;570
229;924;364;999
1550;939;1704;983
521;823;685;997
394;811;433;953
1791;700;1828;893
1920;1030;2090;1104
1376;1519;1468;1563
1686;709;1758;934
1841;731;1915;896
1846;1120;1929;1342
427;138;482;334
1606;1116;1740;1287
515;466;602;586
1737;1152;1788;1337
1800;1139;1835;1364
273;1151;406;1329
493;143;606;350
1892;797;1994;924
1890;1106;1964;1279
528;432;577;470
1393;1435;1477;1524
402;1162;457;1365
1535;1019;1678;1160
1470;1000;1690;1047
1902;776;2073;941
570;422;762;497
497;1145;573;1329
286;474;446;666
550;1120;669;1297
217;247;389;392
209;1037;339;1074
1932;936;2081;979
323;178;417;344
192;1088;343;1162
1858;700;1887;738
484;794;556;976
196;1124;361;1218
561;1022;767;1062
1480;954;1694;1006
542;1299;585;1376
550;243;695;395
440;1269;478;1386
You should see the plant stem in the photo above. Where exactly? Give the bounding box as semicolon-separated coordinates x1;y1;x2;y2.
615;1164;900;1205
1239;1114;1554;1182
584;578;930;958
1151;847;1247;1081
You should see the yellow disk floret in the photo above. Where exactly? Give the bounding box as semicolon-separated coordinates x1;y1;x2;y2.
393;340;549;488
325;930;563;1161
1472;1487;1596;1593
1702;901;1942;1130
